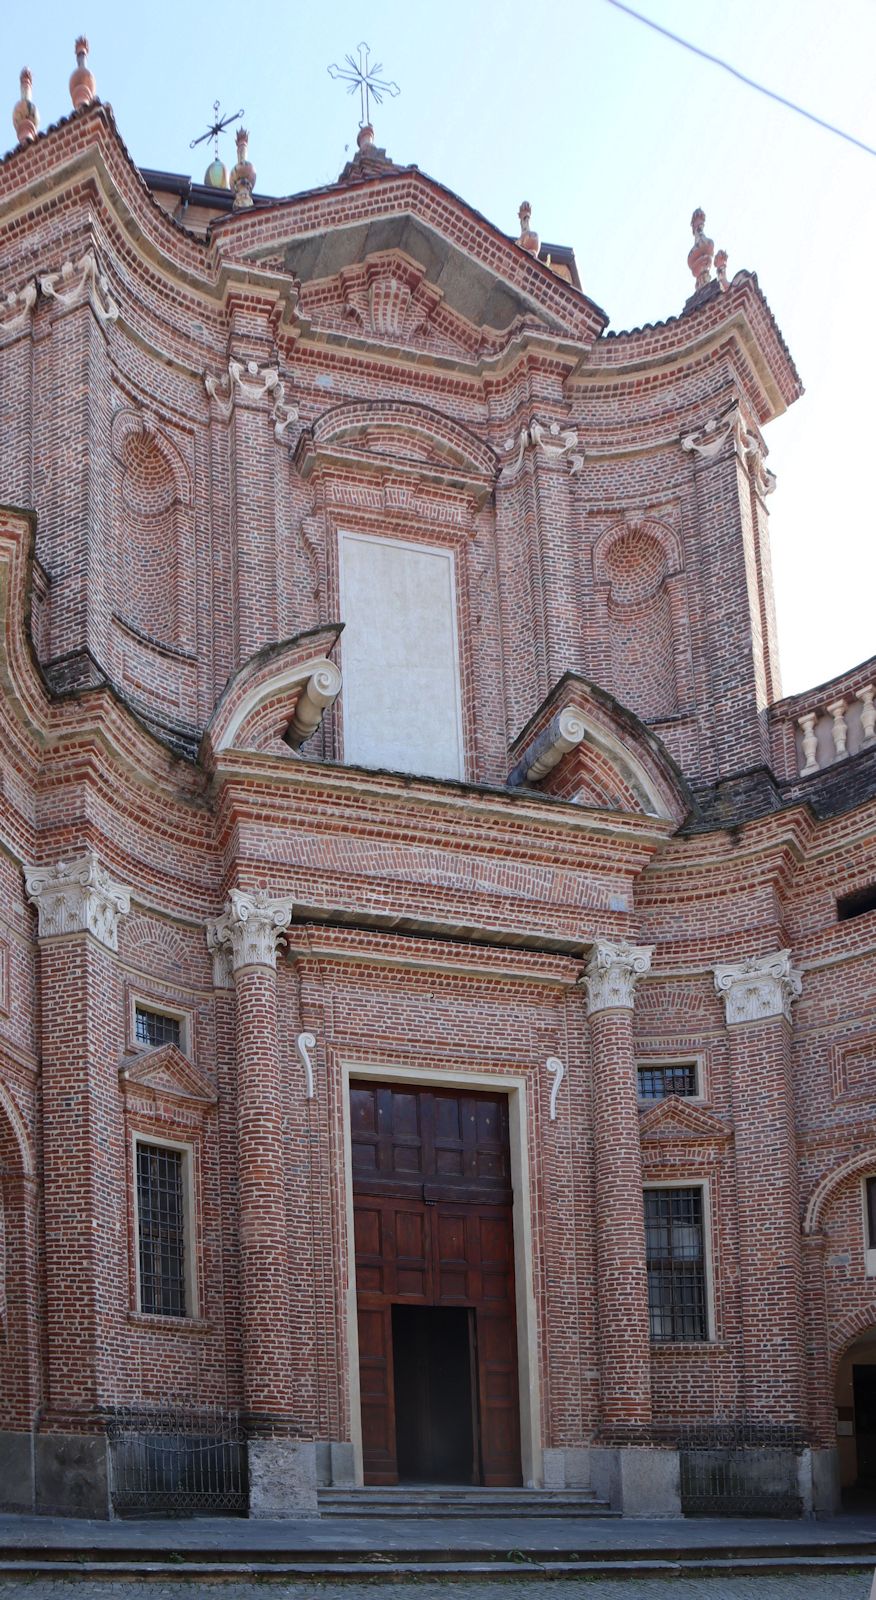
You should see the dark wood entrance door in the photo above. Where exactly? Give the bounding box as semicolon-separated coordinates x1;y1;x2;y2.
351;1082;522;1486
853;1365;876;1487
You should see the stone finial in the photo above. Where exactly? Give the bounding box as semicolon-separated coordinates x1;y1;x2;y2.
357;122;375;150
518;200;539;256
12;68;39;146
687;207;714;290
715;248;729;290
230;126;256;210
69;37;96;110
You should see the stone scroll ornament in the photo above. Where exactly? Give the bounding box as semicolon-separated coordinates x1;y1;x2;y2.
546;1056;565;1121
297;1032;317;1100
39;250;119;328
204;359;299;441
502;418;584;480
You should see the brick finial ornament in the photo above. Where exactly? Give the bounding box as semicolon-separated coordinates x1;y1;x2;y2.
12;68;39;145
69;37;96;111
687;207;714;289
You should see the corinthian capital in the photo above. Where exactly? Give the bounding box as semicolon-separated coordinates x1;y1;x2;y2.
206;889;295;975
581;939;653;1014
713;950;802;1025
25;851;131;951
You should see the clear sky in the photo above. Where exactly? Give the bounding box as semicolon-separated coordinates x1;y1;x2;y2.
5;0;874;697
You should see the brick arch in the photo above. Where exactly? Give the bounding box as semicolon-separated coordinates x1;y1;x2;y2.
0;1082;33;1179
829;1304;876;1377
592;518;686;722
803;1149;876;1236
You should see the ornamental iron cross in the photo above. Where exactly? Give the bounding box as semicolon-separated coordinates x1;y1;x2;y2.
328;42;400;127
190;100;244;156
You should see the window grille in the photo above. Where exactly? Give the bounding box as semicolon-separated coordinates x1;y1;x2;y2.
136;1142;187;1317
645;1186;707;1342
637;1062;698;1100
135;1006;181;1049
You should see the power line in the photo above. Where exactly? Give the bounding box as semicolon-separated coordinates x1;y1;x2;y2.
603;0;876;160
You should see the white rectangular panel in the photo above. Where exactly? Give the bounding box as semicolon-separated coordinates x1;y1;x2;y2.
338;531;463;781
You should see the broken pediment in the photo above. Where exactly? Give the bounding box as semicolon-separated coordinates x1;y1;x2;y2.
295;400;498;506
119;1043;218;1106
639;1097;732;1144
507;674;692;826
201;626;343;763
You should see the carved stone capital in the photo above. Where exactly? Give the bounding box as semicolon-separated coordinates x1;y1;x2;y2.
581;939;653;1014
713;950;802;1025
25;851;131;951
207;889;295;974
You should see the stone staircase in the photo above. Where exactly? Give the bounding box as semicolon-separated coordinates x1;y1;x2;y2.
318;1484;616;1517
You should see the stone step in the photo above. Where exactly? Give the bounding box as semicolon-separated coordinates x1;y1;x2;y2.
317;1486;613;1517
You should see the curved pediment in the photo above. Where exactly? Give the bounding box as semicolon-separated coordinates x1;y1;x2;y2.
296;401;498;506
202;626;343;763
508;674;693;826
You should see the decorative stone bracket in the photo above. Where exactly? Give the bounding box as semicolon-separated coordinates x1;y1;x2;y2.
502;417;584;480
713;949;802;1024
39;249;119;328
297;1031;316;1100
580;939;653;1014
205;359;298;441
681;403;776;497
510;706;586;785
206;889;295;981
24;851;131;951
546;1056;565;1121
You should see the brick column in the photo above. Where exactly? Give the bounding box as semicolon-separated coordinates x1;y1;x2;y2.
208;890;317;1516
581;939;653;1430
25;851;131;1516
714;951;805;1422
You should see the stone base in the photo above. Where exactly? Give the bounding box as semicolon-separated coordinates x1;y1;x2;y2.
586;1446;682;1516
315;1439;355;1487
0;1431;34;1513
34;1432;110;1518
247;1438;318;1517
541;1447;593;1489
802;1446;841;1516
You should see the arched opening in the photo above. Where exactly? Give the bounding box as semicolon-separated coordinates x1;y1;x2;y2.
836;1327;876;1508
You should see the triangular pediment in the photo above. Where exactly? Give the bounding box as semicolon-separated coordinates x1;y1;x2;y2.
639;1097;732;1143
119;1043;218;1105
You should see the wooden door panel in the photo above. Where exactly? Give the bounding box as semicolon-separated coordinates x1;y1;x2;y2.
357;1303;397;1483
352;1083;521;1487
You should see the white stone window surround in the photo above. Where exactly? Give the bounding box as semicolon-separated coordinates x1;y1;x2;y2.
127;990;193;1059
130;1129;199;1321
643;1177;717;1344
863;1176;876;1278
636;1055;706;1105
337;528;466;783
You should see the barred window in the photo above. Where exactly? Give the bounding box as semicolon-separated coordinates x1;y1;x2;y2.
637;1062;698;1101
135;1006;181;1049
644;1186;708;1342
136;1141;187;1317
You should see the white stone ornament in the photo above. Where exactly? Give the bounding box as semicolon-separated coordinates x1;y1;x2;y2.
502;418;584;480
40;250;119;327
297;1031;316;1099
205;359;299;441
207;889;295;973
681;406;739;461
0;280;36;338
581;939;653;1014
25;851;131;951
713;950;802;1025
546;1056;565;1121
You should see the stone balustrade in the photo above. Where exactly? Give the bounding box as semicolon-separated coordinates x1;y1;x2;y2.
794;684;875;777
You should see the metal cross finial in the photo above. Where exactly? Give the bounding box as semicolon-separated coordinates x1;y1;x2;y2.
328;42;399;128
190;99;244;157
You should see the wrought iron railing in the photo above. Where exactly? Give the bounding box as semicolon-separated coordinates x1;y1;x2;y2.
676;1419;806;1517
107;1400;247;1516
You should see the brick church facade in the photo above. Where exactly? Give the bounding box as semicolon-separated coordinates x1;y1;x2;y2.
1;47;875;1519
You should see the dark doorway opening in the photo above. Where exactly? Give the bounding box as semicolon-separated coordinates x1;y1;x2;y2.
392;1304;477;1484
853;1365;876;1492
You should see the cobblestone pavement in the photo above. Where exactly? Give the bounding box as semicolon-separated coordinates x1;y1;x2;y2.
0;1578;873;1599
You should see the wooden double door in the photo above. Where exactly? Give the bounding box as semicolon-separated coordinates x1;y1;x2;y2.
351;1082;522;1486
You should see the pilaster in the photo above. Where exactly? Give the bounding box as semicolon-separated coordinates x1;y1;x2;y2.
714;950;805;1422
581;939;653;1431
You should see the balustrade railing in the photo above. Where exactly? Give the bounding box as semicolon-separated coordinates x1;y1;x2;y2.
794;683;875;777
